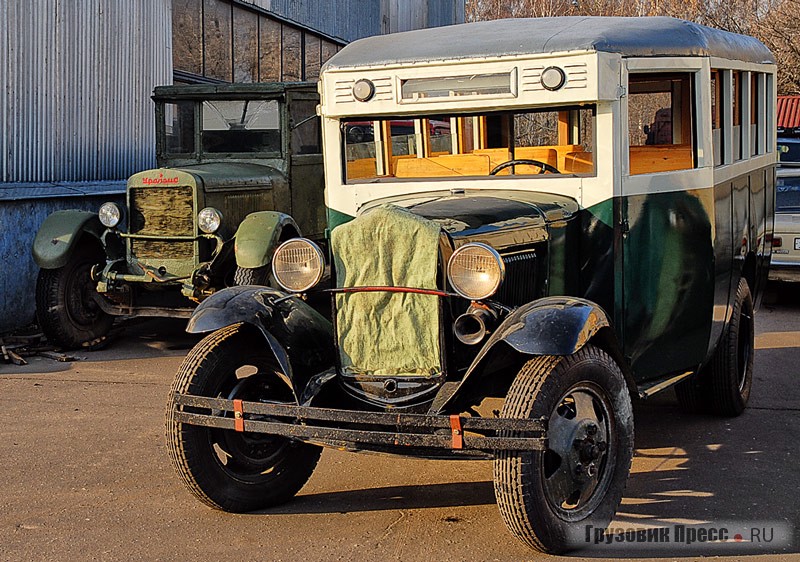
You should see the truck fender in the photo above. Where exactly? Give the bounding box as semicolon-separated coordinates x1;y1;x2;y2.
186;285;334;402
437;297;634;413
233;211;300;269
32;210;104;269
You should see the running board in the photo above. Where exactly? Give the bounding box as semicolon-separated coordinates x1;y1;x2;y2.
637;370;694;399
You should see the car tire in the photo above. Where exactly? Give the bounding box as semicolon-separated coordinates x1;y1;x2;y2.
675;277;753;417
166;323;321;512
233;265;272;287
35;247;113;349
493;345;634;554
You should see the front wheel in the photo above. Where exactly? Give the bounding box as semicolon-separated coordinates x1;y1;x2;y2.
493;345;634;554
35;247;113;349
166;323;321;512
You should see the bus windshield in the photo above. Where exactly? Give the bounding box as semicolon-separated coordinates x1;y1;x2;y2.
342;106;595;182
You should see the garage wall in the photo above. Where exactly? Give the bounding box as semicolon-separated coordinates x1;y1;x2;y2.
0;0;172;332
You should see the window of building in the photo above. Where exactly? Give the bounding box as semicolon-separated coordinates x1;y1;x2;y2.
628;72;695;175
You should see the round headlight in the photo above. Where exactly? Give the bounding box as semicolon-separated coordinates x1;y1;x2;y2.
447;243;505;300
198;207;222;234
272;238;325;293
98;202;121;228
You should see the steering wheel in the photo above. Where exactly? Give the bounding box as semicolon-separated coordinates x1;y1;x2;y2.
489;159;560;175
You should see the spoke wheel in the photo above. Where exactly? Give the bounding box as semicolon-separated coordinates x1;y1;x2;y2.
493;345;633;554
166;323;321;512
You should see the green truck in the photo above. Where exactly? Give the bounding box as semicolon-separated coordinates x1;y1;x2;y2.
32;82;324;349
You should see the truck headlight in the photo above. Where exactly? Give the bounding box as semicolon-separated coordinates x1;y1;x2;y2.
272;238;325;293
447;243;505;300
198;207;222;234
98;202;121;228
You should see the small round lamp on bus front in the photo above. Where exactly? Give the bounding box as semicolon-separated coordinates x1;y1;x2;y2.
353;79;375;102
541;67;566;91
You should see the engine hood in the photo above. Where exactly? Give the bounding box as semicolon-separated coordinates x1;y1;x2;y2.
173;162;284;191
362;189;579;251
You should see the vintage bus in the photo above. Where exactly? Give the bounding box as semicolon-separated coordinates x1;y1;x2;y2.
166;17;776;553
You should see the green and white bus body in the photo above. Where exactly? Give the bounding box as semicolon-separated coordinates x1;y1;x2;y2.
320;16;776;391
168;17;776;554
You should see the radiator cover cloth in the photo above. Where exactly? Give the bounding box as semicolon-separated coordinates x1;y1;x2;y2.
331;204;442;377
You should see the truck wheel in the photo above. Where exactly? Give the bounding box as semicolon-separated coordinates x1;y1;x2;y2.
233;265;271;287
675;277;753;417
166;323;321;512
493;345;634;554
35;247;113;349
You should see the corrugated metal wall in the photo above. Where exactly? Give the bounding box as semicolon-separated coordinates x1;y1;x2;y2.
240;0;382;42
239;0;464;42
0;0;173;184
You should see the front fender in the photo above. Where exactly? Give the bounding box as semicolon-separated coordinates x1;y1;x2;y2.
233;211;300;269
32;211;104;269
438;297;627;413
187;286;334;401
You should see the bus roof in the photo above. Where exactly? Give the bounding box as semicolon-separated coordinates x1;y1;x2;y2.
322;16;774;71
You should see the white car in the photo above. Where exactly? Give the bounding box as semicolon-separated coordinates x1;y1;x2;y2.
771;167;800;282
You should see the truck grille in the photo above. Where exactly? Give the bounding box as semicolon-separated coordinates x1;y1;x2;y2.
496;251;537;306
130;240;194;260
129;186;194;236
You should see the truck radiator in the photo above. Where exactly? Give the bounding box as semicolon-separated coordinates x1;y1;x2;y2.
129;185;195;260
496;251;537;306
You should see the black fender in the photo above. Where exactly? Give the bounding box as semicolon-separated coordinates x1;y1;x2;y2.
187;285;335;403
438;297;634;413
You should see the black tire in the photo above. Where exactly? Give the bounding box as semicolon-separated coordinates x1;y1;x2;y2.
166;323;321;512
233;265;271;287
493;345;634;554
675;277;754;417
35;247;113;349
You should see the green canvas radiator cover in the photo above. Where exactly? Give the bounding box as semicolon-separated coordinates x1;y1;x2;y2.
331;204;442;377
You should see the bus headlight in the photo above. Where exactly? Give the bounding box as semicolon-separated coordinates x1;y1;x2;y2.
198;207;222;234
447;243;505;300
272;238;325;293
98;202;121;228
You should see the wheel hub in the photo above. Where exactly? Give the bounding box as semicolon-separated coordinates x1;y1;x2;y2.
542;385;613;515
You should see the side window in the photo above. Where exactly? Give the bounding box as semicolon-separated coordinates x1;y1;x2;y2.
290;99;321;154
751;73;761;156
628;73;695;175
164;102;196;154
711;70;724;165
733;71;743;161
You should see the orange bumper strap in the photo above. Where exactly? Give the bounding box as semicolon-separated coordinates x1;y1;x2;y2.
233;399;244;432
449;415;463;449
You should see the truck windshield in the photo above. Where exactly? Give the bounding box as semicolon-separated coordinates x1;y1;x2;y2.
201;99;281;154
342;106;595;182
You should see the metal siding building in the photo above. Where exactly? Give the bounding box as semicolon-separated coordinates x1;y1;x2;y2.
0;0;172;333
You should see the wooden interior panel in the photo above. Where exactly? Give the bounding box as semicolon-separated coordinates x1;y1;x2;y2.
346;157;377;179
564;151;595;174
629;144;693;175
395;154;491;177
